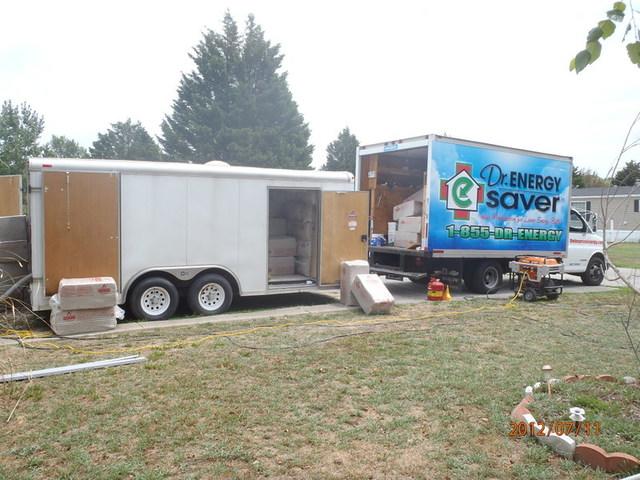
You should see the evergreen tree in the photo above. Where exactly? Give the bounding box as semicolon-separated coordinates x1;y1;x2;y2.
322;127;359;174
0;100;44;175
614;159;640;186
160;12;313;169
90;119;162;160
42;135;88;158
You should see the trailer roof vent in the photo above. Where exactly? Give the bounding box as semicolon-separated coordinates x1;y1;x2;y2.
205;160;231;167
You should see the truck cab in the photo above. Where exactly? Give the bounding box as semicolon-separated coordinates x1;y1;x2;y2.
564;209;606;286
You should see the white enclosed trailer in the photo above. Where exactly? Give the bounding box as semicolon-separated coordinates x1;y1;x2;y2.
28;158;368;320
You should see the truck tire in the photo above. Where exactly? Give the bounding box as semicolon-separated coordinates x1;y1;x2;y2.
580;256;605;286
470;261;503;294
130;277;179;321
187;273;233;316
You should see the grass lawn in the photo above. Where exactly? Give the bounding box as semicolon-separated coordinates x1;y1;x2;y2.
1;290;639;479
607;243;640;269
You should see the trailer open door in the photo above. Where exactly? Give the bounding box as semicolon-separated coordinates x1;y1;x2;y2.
320;191;369;285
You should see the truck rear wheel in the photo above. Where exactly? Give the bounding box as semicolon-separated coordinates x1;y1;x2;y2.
187;273;233;316
130;277;179;321
581;256;605;286
470;261;503;294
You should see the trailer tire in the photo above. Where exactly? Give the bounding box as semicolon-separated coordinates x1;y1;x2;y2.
130;277;179;321
187;273;233;316
470;261;503;294
580;256;605;286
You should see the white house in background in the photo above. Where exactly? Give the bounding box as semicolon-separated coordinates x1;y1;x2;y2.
571;185;640;235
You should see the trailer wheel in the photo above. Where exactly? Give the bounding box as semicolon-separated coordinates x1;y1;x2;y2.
130;277;179;321
187;274;233;316
470;261;503;294
580;256;605;286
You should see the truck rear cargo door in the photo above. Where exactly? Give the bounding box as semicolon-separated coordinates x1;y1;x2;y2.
43;171;119;295
320;191;369;285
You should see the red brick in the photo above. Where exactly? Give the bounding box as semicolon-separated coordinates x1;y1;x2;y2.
574;444;608;470
574;443;640;473
510;404;531;422
510;396;534;422
606;453;640;472
563;375;580;383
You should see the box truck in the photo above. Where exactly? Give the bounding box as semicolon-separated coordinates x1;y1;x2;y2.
357;135;605;292
19;158;368;320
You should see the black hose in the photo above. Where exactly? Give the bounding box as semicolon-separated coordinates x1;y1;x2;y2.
0;273;32;302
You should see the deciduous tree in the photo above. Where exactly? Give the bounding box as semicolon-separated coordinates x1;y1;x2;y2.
570;1;639;73
90;119;162;160
42;135;88;158
0;100;44;175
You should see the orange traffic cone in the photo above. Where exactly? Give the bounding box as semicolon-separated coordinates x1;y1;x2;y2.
443;285;452;301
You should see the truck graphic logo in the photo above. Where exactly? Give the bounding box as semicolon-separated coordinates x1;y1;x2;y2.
440;163;484;220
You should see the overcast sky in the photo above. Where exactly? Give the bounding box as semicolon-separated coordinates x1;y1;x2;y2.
1;0;638;173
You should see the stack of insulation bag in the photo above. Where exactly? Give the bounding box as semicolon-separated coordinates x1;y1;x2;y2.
49;277;123;336
389;189;423;248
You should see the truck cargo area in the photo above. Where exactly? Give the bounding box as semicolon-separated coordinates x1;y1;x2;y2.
268;188;320;287
359;146;428;241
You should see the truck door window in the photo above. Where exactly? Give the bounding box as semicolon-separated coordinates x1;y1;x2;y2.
570;211;586;233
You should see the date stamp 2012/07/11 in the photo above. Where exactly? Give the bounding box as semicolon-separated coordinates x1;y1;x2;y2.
509;421;601;438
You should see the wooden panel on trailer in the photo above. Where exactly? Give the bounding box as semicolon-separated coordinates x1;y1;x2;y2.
0;175;22;216
320;191;369;285
43;172;119;295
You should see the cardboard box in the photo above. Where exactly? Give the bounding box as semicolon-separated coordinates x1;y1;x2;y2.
49;295;117;336
403;188;424;203
57;277;118;310
297;240;313;258
393;200;422;220
268;256;295;275
394;231;420;248
269;217;287;237
295;257;311;276
397;216;422;233
340;260;370;306
268;236;297;257
351;274;394;314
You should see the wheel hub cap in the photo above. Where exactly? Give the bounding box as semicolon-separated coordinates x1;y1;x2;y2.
199;283;225;311
141;287;170;315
